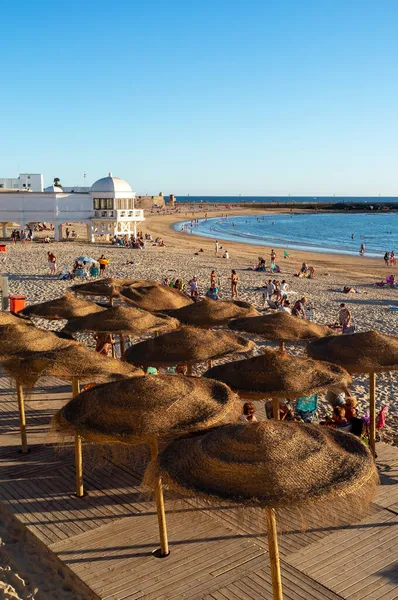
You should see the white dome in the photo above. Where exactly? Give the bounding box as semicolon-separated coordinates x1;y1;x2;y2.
90;173;132;193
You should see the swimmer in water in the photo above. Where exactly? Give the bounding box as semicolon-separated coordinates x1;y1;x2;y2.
351;233;355;239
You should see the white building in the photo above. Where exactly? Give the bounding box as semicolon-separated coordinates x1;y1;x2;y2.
0;173;144;242
0;173;44;192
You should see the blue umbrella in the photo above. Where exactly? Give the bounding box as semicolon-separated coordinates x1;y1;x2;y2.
75;256;98;264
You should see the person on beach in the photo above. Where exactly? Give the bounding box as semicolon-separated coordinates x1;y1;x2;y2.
360;243;365;255
384;252;390;266
210;270;217;287
223;249;229;259
339;303;353;333
292;297;307;318
239;402;257;422
47;251;57;274
189;275;199;299
231;270;239;298
95;332;115;356
215;240;220;256
279;299;291;314
390;251;396;266
266;279;275;300
270;249;276;263
98;254;109;274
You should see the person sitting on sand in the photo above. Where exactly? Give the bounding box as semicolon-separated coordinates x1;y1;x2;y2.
295;263;308;277
94;332;115;356
322;406;349;428
292;297;307;318
206;284;219;300
279;299;291;314
239;402;257;422
344;397;358;421
223;249;229;259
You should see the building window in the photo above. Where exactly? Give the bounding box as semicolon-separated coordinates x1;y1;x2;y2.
115;198;132;210
106;198;113;209
93;198;100;210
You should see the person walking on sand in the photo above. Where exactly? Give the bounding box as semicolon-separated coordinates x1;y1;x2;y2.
339;303;353;334
231;270;239;298
360;243;365;256
215;240;220;256
47;251;57;275
270;249;276;263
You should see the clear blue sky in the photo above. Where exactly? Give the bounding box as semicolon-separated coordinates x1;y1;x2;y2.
1;0;397;196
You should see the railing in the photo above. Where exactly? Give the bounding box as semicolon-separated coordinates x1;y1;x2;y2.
93;209;144;220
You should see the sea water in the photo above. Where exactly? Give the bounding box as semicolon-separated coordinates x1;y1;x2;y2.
174;212;398;257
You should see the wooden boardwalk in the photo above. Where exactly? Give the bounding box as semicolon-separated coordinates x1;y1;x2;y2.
0;372;397;600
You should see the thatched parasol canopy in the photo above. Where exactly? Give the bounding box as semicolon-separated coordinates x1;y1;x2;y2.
20;293;106;321
124;326;255;367
52;375;241;444
228;312;334;341
161;298;259;328
0;322;70;360
120;282;193;311
63;305;179;336
204;349;351;399
307;331;398;374
145;421;378;509
0;311;27;326
71;278;136;298
2;342;140;387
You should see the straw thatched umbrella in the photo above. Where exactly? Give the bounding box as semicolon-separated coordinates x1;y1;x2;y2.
161;298;259;328
0;322;71;453
145;421;378;600
71;278;137;305
204;349;352;421
2;343;139;489
124;326;255;373
52;374;241;557
20;293;106;321
63;306;180;356
228;312;334;352
307;331;398;457
121;282;193;311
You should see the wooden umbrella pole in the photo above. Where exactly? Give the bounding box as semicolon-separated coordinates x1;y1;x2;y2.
208;359;213;369
119;333;125;357
272;398;280;421
16;381;28;454
109;296;114;307
72;377;84;497
186;364;193;376
279;341;285;354
265;508;283;600
369;372;377;459
149;438;169;557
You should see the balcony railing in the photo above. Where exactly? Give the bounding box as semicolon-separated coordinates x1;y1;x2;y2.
94;209;144;220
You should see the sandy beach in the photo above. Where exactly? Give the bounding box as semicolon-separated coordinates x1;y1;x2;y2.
0;209;397;598
3;209;397;436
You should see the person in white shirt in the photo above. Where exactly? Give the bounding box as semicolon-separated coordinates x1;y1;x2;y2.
215;240;220;256
223;250;229;259
280;300;291;314
280;280;289;293
266;279;275;299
